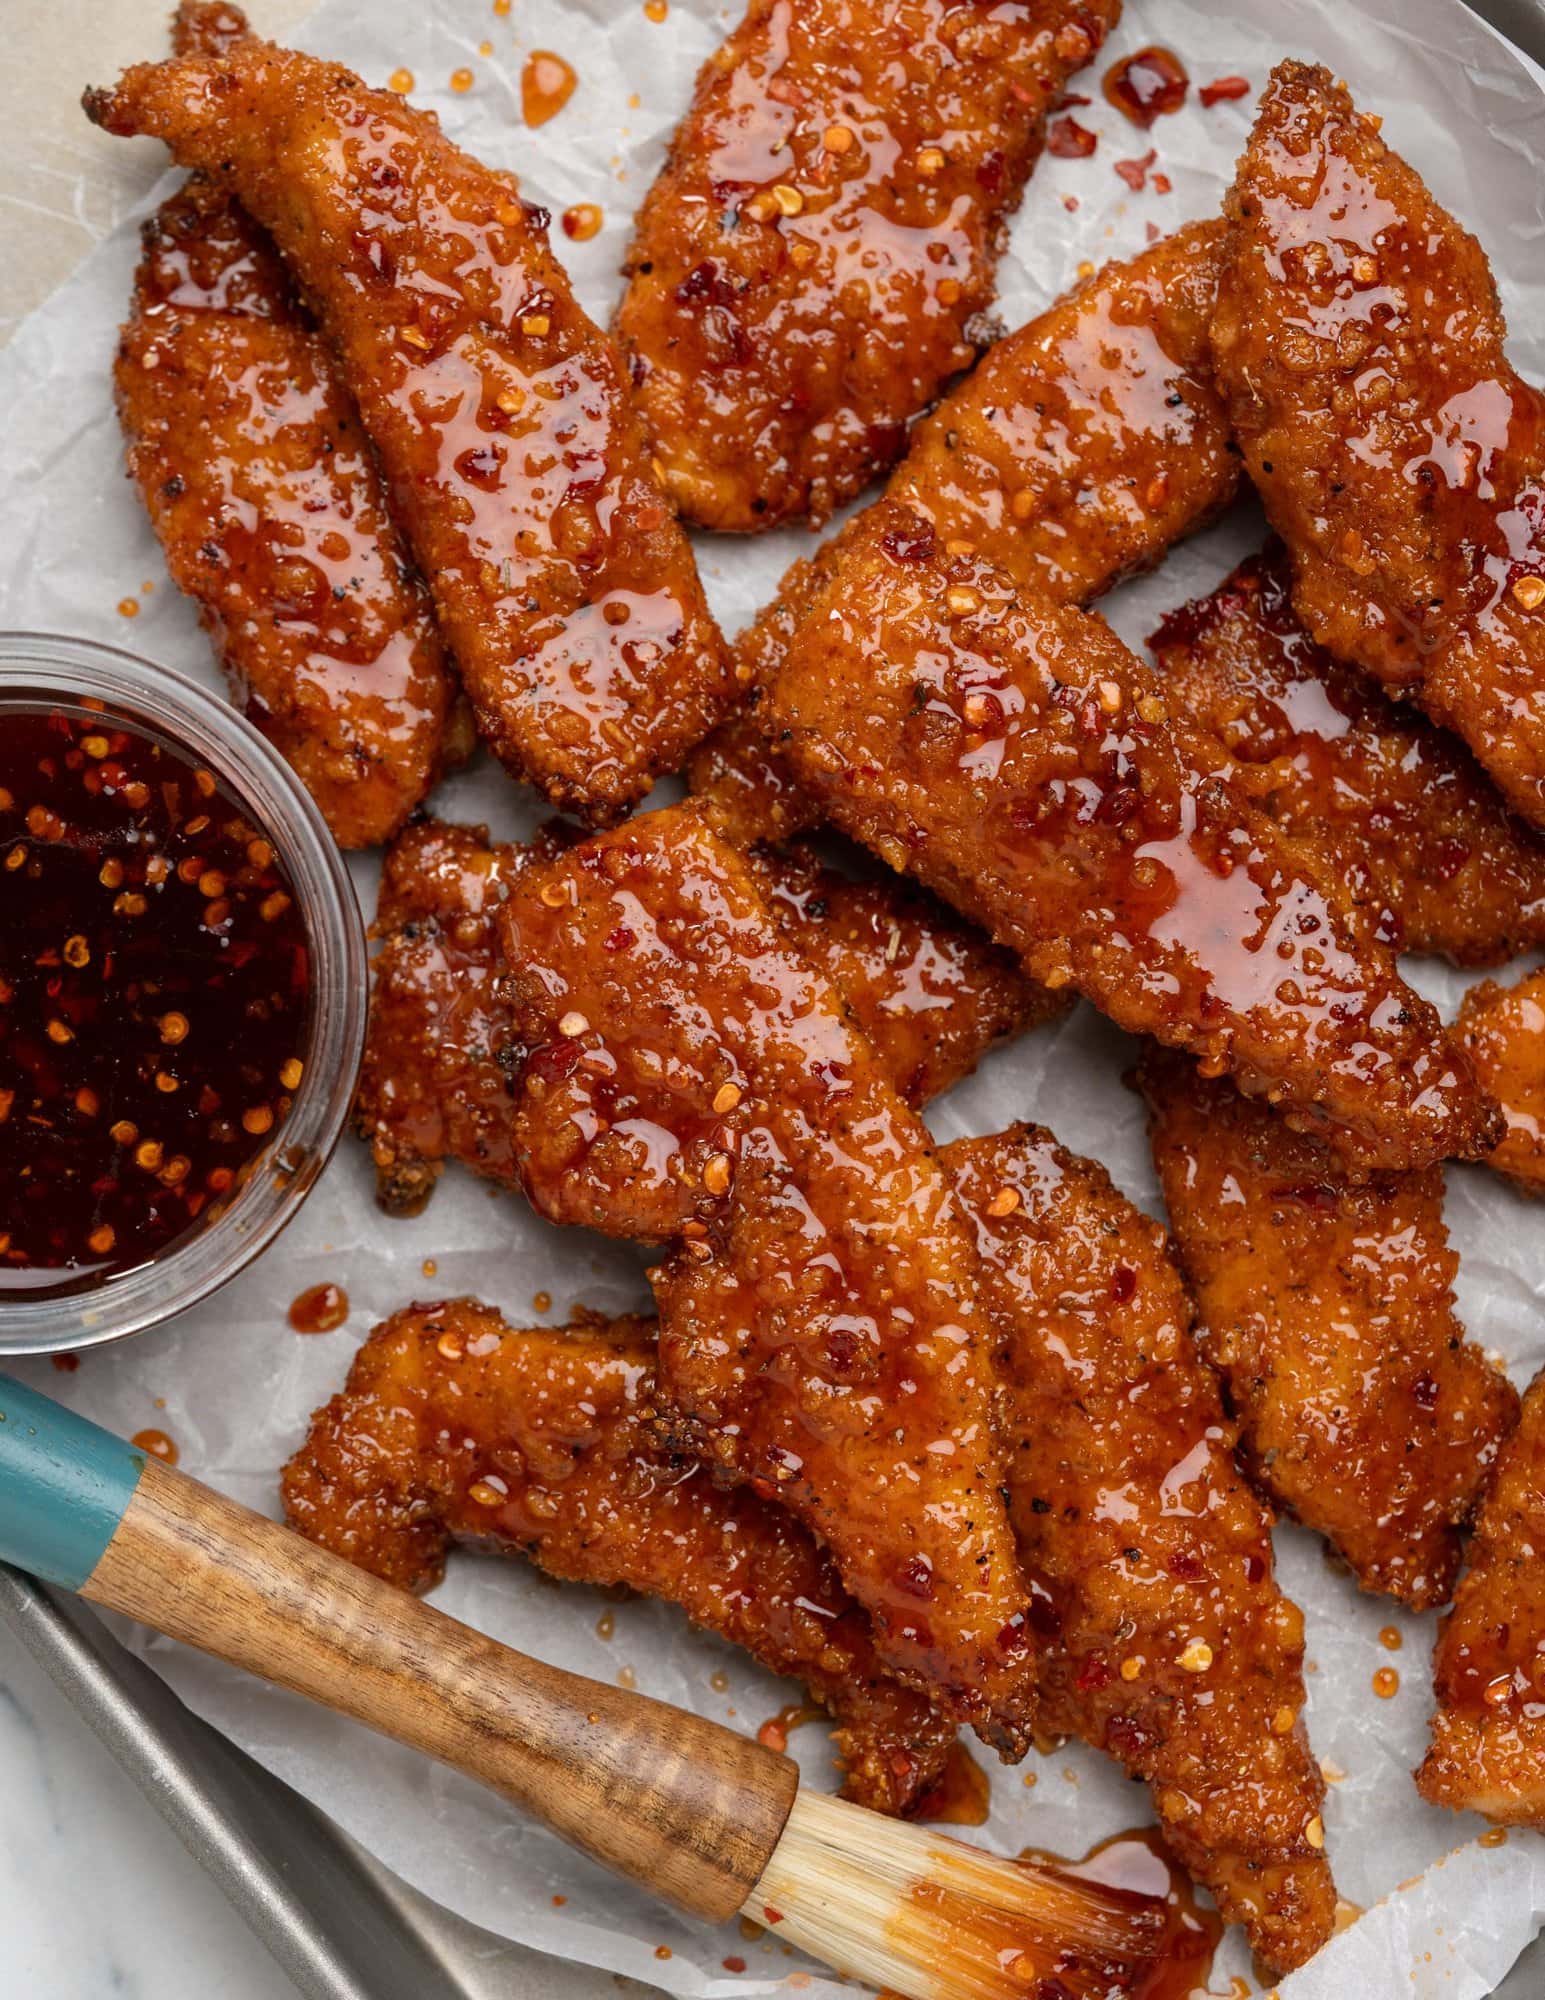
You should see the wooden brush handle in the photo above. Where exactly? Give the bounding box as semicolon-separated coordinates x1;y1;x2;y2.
0;1377;795;1921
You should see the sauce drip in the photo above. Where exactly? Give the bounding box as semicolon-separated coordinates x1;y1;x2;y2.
289;1282;350;1334
1018;1827;1221;1995
1372;1666;1400;1699
756;1701;824;1754
912;1741;992;1825
1103;48;1189;128
132;1427;179;1465
561;204;603;243
521;51;576;127
0;701;309;1291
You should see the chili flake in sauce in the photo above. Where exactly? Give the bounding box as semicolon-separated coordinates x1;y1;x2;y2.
0;699;309;1289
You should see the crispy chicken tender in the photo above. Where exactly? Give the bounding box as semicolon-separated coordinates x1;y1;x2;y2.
498;804;1035;1737
282;1302;956;1816
86;38;737;824
1457;969;1545;1197
1419;1367;1545;1827
1138;1047;1518;1609
954;1127;1330;1974
1150;544;1545;966
766;501;1500;1174
615;0;1120;532
1213;62;1545;828
355;820;1327;1953
117;168;455;848
691;220;1236;846
358;817;1056;1214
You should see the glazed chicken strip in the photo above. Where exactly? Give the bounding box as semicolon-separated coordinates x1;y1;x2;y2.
498;804;1036;1737
113;7;455;848
1138;1047;1518;1609
1213;62;1545;829
282;1303;957;1817
766;501;1499;1175
1419;1367;1545;1828
1456;968;1545;1197
691;219;1236;847
615;0;1120;532
956;1127;1330;1974
87;38;737;824
1150;544;1545;966
357;814;1328;1957
358;817;1057;1215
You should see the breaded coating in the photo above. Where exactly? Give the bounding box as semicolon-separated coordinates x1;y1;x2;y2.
116;171;455;847
742;843;1066;1106
615;0;1120;532
1138;1047;1518;1609
1151;544;1545;966
1419;1367;1545;1827
357;817;1055;1214
691;220;1236;846
1457;969;1545;1197
283;1301;956;1815
498;804;1035;1736
951;1126;1330;1974
1213;62;1545;828
87;39;737;823
766;501;1500;1174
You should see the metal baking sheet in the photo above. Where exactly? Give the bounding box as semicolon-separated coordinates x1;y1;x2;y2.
3;1;1544;1997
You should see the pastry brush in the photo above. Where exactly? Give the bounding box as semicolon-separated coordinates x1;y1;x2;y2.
0;1374;1190;2000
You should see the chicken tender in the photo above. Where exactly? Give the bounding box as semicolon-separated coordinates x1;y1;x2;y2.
954;1126;1330;1974
691;220;1236;846
1150;545;1545;965
615;0;1120;532
1457;969;1545;1197
87;38;737;823
1213;62;1545;828
1419;1367;1545;1827
117;172;455;848
766;502;1499;1174
283;1302;956;1815
498;804;1035;1737
1138;1047;1518;1608
358;817;1056;1214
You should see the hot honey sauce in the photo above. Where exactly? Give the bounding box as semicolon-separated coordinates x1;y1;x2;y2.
0;698;310;1291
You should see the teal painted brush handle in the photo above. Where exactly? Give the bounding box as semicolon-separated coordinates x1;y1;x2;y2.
0;1374;148;1589
0;1370;798;1924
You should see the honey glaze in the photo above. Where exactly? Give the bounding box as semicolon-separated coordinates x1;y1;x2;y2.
1103;48;1189;128
289;1281;350;1333
0;701;309;1290
890;1825;1217;2000
912;1741;992;1826
521;51;577;127
132;1427;179;1465
1019;1828;1221;1995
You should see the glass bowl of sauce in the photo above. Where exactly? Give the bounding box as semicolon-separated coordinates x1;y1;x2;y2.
0;633;366;1354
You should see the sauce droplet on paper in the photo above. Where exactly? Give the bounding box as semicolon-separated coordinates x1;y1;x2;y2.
521;50;576;127
289;1282;350;1334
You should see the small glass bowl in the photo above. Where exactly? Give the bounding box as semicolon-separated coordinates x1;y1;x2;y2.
0;632;367;1356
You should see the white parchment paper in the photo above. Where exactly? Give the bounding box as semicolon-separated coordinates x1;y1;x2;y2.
4;0;1545;1992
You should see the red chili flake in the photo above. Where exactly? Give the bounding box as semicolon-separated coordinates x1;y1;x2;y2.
1412;1372;1440;1410
1145;221;1161;242
602;925;636;952
1244;1553;1266;1584
722;1960;747;1975
1075;1654;1111;1692
1200;75;1251;108
1110;1264;1137;1304
51;1352;80;1372
1063;193;1081;213
1048;115;1098;159
763;1908;785;1925
1168;1551;1203;1580
1151;171;1172;195
1054;90;1092;109
880;520;937;566
1269;1182;1339;1212
1114;149;1157;192
897;1555;936;1600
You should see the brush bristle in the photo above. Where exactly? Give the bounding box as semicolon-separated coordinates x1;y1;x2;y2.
745;1791;1176;2000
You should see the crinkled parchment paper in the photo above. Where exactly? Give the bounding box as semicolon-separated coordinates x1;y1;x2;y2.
4;0;1545;1992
